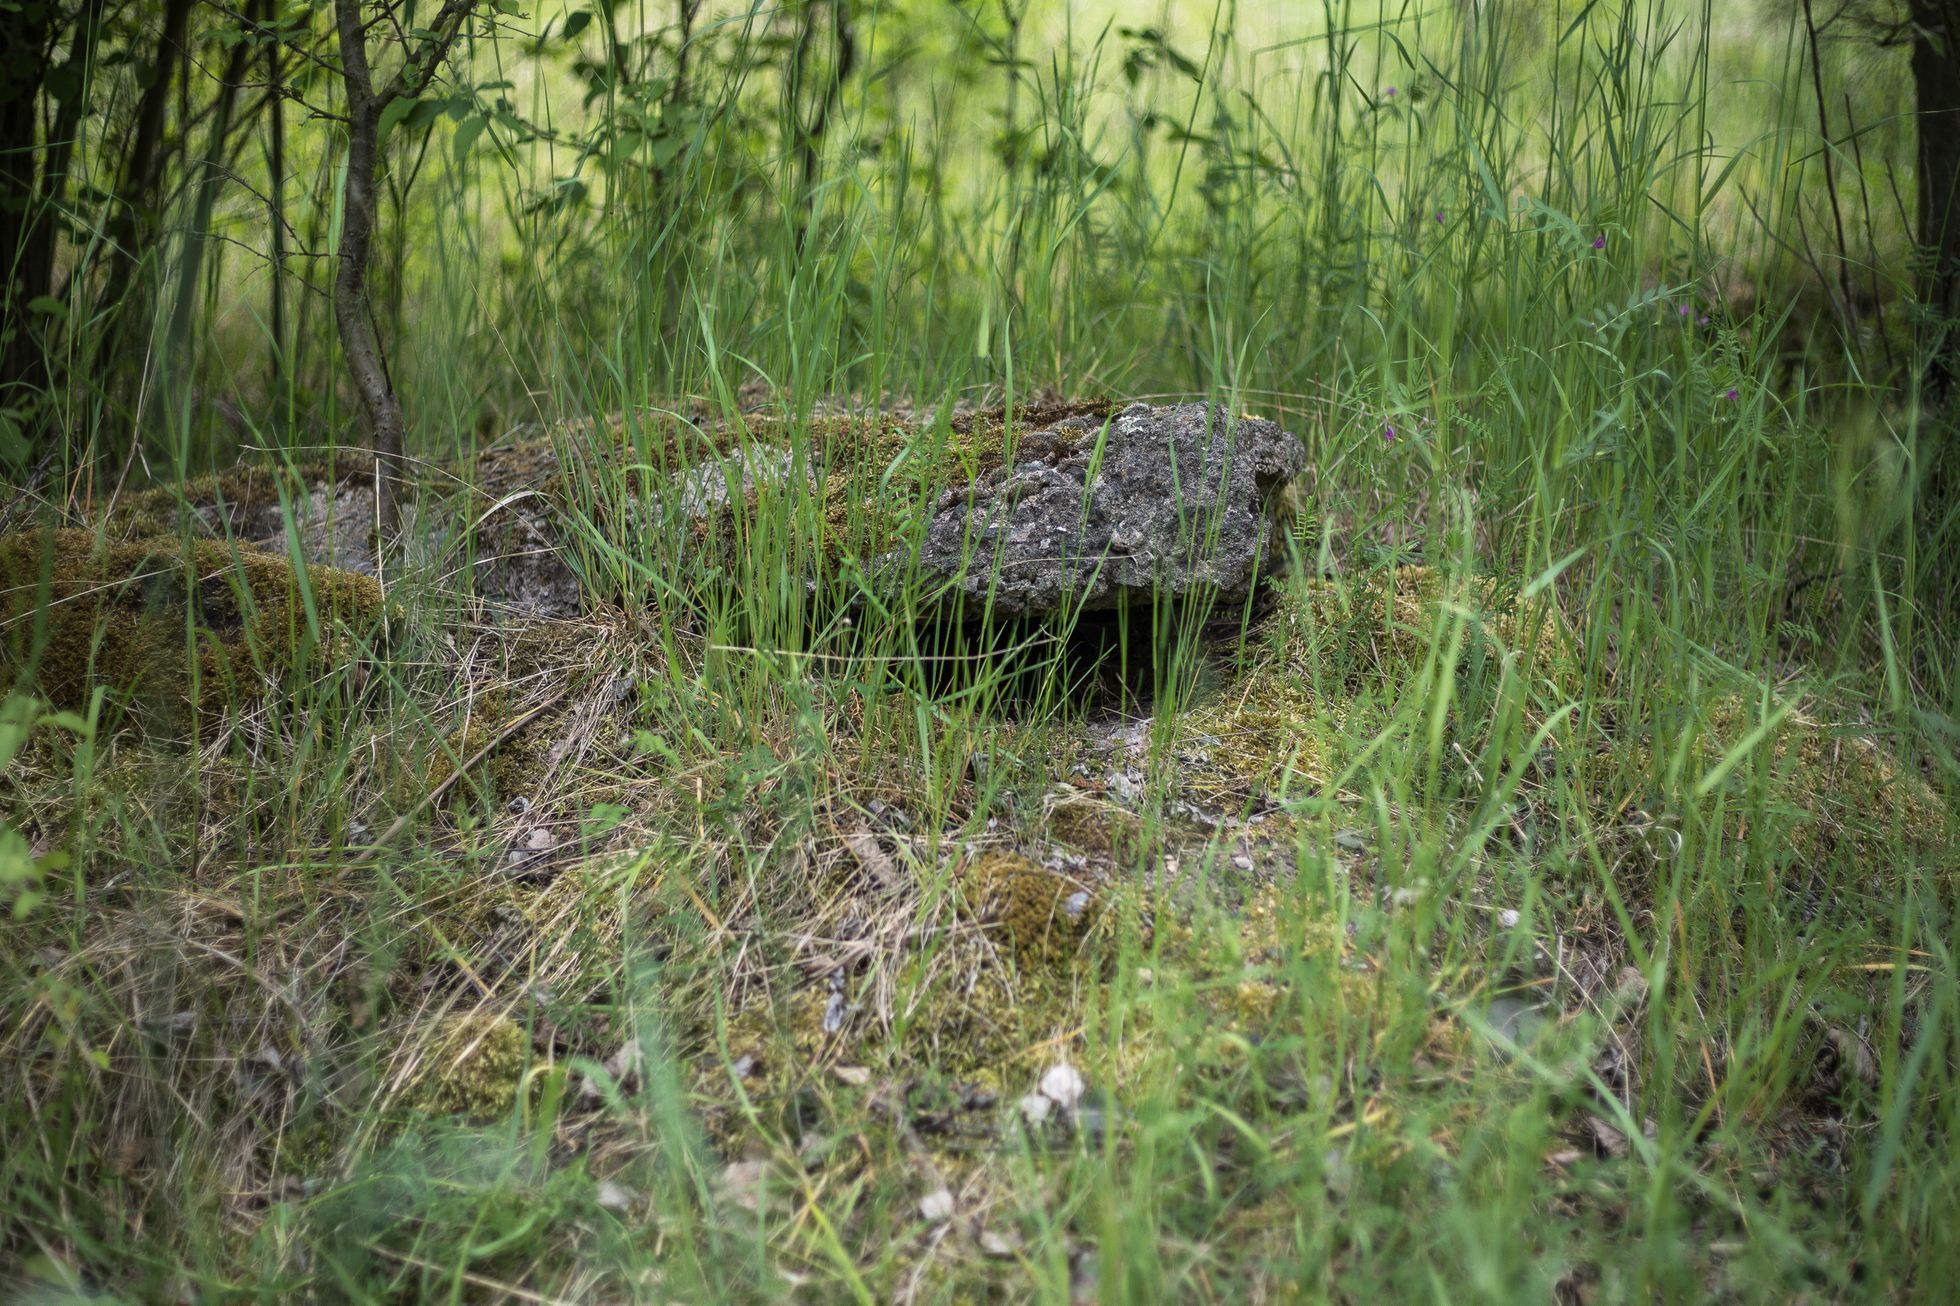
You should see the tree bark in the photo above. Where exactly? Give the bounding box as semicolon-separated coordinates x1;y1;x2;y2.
332;0;405;541
0;3;57;426
265;7;287;413
331;0;479;545
1911;1;1960;393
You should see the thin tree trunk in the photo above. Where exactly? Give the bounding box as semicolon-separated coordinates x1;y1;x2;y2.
266;14;287;417
330;0;479;545
331;0;406;543
1;6;57;428
789;1;856;256
34;1;108;308
95;0;193;369
1911;1;1960;395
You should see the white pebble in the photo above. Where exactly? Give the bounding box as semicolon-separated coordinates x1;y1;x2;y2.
1039;1062;1086;1111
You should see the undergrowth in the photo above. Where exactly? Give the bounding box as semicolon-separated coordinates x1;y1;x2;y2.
2;1;1958;1301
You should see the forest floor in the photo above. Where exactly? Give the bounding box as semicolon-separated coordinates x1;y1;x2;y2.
1;396;1955;1301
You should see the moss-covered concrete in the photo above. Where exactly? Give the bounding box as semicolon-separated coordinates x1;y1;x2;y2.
0;529;387;721
97;460;360;538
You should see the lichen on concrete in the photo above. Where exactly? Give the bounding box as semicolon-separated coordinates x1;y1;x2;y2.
906;402;1307;618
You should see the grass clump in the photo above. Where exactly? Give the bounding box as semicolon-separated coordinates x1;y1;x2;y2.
1618;692;1952;871
8;0;1960;1297
1168;565;1572;807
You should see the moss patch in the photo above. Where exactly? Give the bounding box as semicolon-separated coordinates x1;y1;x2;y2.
407;1010;532;1121
97;460;358;542
1627;695;1952;865
476;399;1123;579
958;850;1102;963
1288;564;1571;689
0;529;387;722
1166;565;1573;807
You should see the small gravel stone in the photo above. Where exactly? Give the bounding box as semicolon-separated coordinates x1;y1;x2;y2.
1039;1062;1086;1112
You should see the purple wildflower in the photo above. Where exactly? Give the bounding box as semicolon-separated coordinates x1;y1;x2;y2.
1592;234;1606;250
1385;85;1398;97
1697;314;1709;326
1679;304;1691;318
1725;388;1739;401
1435;210;1445;224
1383;423;1397;445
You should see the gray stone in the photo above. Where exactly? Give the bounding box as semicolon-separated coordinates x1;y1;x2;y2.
902;402;1304;617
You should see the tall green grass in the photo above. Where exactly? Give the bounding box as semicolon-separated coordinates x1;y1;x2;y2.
2;0;1956;1299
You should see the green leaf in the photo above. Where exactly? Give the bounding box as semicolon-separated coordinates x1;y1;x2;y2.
377;94;421;147
452;113;488;163
561;10;593;41
25;296;67;319
0;415;24;472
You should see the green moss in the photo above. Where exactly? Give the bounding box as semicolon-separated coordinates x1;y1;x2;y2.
0;529;387;722
1168;565;1572;807
97;461;351;542
421;692;524;808
1289;564;1571;689
1624;695;1952;865
958;850;1102;963
485;398;1122;571
890;955;1085;1091
725;986;839;1074
408;1011;532;1121
1142;881;1409;1089
1043;793;1149;860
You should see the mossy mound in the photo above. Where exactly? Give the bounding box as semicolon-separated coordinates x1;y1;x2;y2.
0;529;387;721
420;691;558;811
957;850;1104;963
406;1011;533;1121
1627;695;1951;866
1288;564;1571;689
1166;565;1570;807
746;395;1117;486
472;399;1123;585
98;460;359;541
711;850;1115;1101
1042;791;1149;860
1153;882;1388;1047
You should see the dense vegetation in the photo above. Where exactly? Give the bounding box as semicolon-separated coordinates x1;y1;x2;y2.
2;0;1957;1299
